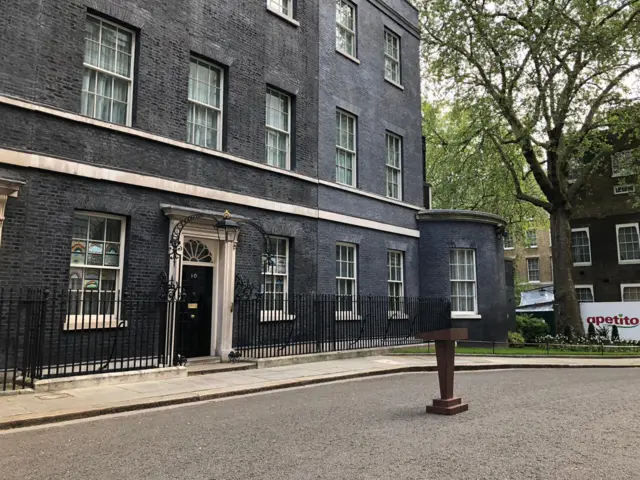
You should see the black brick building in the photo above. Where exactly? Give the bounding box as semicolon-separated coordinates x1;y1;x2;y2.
0;0;509;369
571;150;640;303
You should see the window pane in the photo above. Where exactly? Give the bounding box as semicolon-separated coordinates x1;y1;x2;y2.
450;249;476;312
571;230;591;264
618;226;640;261
623;286;640;301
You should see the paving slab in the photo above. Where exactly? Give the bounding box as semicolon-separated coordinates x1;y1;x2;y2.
2;354;640;430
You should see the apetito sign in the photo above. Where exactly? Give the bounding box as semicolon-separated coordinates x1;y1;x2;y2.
580;303;640;340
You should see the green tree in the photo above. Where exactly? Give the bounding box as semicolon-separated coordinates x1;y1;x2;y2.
423;101;548;242
418;0;640;333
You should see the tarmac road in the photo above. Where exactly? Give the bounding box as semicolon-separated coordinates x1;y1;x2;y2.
1;369;639;480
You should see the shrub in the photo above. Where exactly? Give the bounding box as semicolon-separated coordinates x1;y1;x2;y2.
596;325;609;339
508;331;525;347
588;322;596;338
611;325;620;343
516;314;550;343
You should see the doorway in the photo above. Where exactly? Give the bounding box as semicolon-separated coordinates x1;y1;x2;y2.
175;265;214;358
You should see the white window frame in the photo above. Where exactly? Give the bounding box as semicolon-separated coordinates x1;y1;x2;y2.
81;14;136;127
336;110;357;187
525;230;538;248
621;283;640;302
66;212;126;330
384;29;401;85
265;88;292;170
261;237;291;321
503;232;514;250
385;132;402;200
612;151;634;178
336;242;358;318
575;285;594;303
449;249;478;316
616;223;640;265
267;0;293;19
614;184;635;195
387;250;404;315
336;0;357;59
571;227;592;267
527;257;540;283
187;57;224;150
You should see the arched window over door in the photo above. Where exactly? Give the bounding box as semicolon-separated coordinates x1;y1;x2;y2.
182;239;214;264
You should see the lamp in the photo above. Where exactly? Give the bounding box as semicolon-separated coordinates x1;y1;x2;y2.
216;210;239;243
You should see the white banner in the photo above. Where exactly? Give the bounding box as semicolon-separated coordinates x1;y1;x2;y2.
580;302;640;340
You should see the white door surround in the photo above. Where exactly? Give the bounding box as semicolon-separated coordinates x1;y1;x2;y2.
163;206;238;363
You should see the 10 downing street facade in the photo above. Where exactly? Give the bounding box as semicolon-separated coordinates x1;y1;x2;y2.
0;0;508;366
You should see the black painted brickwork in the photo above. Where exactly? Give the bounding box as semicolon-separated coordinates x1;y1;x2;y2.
572;212;640;302
418;220;509;342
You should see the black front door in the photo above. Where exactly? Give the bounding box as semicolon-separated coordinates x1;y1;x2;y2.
176;265;213;358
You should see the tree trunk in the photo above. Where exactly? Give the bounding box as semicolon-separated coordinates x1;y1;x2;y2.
550;207;584;335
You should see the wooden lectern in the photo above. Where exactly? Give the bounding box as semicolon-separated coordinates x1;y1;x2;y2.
416;328;469;415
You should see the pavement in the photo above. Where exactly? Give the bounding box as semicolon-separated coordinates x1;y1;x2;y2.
2;354;640;430
2;368;640;480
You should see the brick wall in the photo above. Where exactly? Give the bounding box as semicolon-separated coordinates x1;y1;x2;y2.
418;219;509;341
504;228;553;288
317;0;423;206
572;213;640;302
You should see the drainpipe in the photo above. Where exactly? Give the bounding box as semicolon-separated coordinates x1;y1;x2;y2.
422;136;431;209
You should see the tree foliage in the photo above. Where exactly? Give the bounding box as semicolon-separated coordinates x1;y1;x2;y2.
417;0;640;332
423;101;548;241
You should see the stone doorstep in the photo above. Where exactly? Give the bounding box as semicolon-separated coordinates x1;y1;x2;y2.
31;366;187;393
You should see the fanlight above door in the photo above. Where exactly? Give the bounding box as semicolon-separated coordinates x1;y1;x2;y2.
182;239;214;264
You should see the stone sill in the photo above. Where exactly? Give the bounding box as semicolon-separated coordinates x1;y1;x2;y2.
384;78;405;91
451;314;482;320
336;49;361;64
266;7;300;27
64;317;127;331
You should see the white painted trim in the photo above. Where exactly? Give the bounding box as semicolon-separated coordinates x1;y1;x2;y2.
63;316;127;331
571;227;592;267
575;284;594;302
336;49;361;64
449;248;478;315
318;210;418;237
526;256;540;283
84;14;136;127
318;179;421;210
266;5;300;26
384;78;405;91
451;313;482;320
621;283;640;302
0;148;420;238
616;223;640;265
0;95;423;211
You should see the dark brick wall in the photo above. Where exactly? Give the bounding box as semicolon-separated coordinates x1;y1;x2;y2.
573;160;637;220
572;212;640;302
0;0;436;362
0;166;322;295
316;219;420;297
317;0;423;206
417;219;509;342
0;0;320;176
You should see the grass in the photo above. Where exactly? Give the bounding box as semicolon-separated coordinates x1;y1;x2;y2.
396;345;640;356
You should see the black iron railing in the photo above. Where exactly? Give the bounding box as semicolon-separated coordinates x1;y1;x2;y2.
1;289;175;391
233;294;451;358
